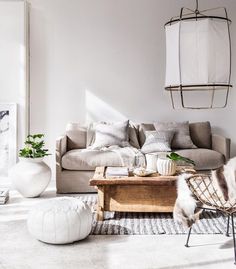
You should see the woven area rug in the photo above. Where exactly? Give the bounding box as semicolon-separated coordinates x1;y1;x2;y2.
77;196;229;235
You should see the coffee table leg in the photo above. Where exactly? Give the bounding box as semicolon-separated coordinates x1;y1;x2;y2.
97;186;104;221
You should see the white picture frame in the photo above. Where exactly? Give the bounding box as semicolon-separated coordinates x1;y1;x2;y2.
0;103;17;176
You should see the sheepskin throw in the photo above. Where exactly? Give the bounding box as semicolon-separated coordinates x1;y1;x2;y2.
174;157;236;228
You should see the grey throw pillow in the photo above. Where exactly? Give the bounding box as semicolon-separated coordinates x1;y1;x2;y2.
91;120;130;149
141;131;174;154
128;122;140;149
154;121;197;149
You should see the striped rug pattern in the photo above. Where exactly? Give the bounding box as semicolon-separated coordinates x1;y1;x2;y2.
77;196;229;235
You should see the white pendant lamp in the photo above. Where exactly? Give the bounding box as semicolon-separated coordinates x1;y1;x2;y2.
165;0;232;109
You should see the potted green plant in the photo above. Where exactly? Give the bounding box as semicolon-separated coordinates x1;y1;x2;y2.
9;134;52;198
157;152;195;176
19;134;50;159
166;152;195;166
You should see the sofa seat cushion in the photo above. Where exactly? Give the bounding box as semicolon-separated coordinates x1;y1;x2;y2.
62;147;145;171
175;149;225;170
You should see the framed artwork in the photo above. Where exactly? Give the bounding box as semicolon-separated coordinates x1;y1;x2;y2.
0;103;17;176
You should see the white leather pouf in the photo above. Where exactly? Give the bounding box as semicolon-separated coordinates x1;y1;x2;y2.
27;197;92;244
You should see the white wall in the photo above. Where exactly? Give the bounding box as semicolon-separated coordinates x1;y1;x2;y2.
28;0;236;171
0;0;29;151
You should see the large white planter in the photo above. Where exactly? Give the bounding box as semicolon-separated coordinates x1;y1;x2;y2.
157;157;176;176
9;157;51;198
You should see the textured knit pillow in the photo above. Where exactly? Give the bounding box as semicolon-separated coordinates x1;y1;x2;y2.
141;131;174;154
91;120;130;149
154;121;197;149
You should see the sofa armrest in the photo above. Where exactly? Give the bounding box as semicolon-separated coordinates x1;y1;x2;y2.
56;134;67;170
212;134;230;162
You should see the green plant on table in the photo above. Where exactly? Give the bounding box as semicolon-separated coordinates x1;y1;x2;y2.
167;152;195;166
19;134;50;158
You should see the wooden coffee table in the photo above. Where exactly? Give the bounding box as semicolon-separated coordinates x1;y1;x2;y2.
90;166;195;221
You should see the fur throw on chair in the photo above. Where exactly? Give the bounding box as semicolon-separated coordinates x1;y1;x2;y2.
173;173;203;228
174;157;236;228
212;157;236;202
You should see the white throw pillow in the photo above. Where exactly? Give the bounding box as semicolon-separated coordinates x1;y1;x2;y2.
141;131;174;154
87;121;140;149
91;120;130;149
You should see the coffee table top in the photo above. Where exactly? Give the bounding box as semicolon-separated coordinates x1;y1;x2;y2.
90;166;195;186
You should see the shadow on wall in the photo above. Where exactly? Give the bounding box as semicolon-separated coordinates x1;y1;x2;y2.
85;90;127;122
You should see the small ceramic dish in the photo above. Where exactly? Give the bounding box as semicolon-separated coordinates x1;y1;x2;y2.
133;167;155;177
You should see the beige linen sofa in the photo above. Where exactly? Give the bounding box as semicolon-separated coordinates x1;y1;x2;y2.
56;121;230;193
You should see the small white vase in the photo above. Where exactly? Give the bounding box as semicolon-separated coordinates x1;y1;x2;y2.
157;157;176;176
9;157;51;198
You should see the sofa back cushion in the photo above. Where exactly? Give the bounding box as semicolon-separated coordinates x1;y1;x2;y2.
154;121;197;149
128;123;140;149
139;123;155;147
66;123;87;150
139;121;212;149
65;121;212;150
189;121;212;149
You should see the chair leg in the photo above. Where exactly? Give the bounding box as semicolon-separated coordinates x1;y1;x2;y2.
185;226;192;247
231;214;236;265
226;214;231;237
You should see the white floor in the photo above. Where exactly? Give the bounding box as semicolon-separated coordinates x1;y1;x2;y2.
1;181;236;269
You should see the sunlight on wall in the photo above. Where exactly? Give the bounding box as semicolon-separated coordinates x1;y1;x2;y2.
85;90;126;122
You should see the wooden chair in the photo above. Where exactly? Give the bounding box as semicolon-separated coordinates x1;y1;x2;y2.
185;174;236;265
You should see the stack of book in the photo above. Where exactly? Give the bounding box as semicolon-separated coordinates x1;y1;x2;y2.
0;188;9;205
105;167;129;178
